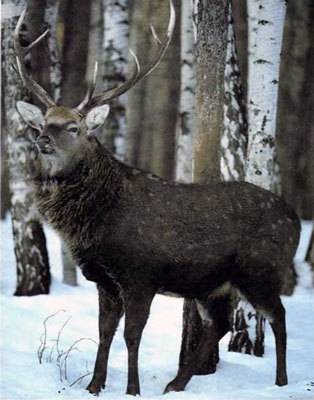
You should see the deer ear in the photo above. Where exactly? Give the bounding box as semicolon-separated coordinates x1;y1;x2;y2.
16;101;45;132
85;105;110;133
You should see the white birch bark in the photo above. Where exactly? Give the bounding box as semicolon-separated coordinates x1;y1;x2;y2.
221;3;247;182
102;0;128;159
175;0;196;183
3;0;51;295
245;0;286;191
229;0;287;356
45;0;62;104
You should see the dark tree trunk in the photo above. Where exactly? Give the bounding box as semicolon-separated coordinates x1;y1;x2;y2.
2;0;51;295
58;0;92;285
180;0;228;375
27;0;51;103
1;79;10;219
231;0;247;100
192;0;228;184
60;0;91;107
277;0;314;221
306;233;314;283
126;0;181;180
125;0;151;166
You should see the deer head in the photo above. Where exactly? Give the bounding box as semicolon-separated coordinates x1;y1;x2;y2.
15;2;175;176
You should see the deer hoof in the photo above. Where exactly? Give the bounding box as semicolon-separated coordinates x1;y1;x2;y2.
126;384;140;396
163;379;186;394
86;379;105;395
276;376;288;386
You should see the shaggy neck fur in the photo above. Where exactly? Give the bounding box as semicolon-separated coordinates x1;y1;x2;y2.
34;137;125;249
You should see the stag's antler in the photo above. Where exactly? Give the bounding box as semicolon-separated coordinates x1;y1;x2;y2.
75;0;176;114
14;9;56;108
14;1;175;114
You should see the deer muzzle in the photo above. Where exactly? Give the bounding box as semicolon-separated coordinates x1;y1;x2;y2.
36;136;55;154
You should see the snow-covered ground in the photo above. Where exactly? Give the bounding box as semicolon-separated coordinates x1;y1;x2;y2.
1;217;314;400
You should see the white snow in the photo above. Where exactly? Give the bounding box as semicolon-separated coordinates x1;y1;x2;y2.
1;217;314;400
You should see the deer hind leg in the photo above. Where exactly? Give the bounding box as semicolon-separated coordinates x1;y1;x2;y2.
237;280;288;387
268;298;287;386
87;284;123;395
164;294;231;393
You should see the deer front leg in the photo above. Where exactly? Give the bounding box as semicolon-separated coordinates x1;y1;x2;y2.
87;284;123;395
123;290;154;396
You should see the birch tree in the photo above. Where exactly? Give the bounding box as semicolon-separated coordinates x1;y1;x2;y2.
175;0;195;183
101;0;129;158
229;0;287;356
45;0;62;104
2;0;51;295
221;2;247;182
245;0;286;192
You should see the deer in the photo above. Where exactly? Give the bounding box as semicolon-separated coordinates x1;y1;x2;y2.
14;2;300;396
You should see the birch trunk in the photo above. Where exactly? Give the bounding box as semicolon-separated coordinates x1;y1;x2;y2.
180;0;228;375
221;2;247;182
229;0;287;356
45;0;62;104
175;0;195;183
2;0;51;295
245;0;286;192
101;0;129;158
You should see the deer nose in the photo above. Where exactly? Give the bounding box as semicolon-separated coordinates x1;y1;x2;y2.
36;135;54;154
37;135;51;145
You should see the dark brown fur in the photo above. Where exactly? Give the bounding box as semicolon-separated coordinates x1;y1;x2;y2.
33;134;300;395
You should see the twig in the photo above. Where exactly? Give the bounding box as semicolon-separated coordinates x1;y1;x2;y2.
56;316;72;360
69;372;93;387
61;338;98;381
37;309;66;364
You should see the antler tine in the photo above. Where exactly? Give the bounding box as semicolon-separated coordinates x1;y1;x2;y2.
75;62;99;113
14;9;56;108
77;49;141;114
77;0;175;114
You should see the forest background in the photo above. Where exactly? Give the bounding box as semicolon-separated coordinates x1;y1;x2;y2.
1;0;314;399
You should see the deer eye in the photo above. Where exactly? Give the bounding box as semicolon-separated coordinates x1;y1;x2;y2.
67;126;79;135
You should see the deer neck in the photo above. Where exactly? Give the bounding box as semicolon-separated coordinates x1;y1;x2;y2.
34;138;125;243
